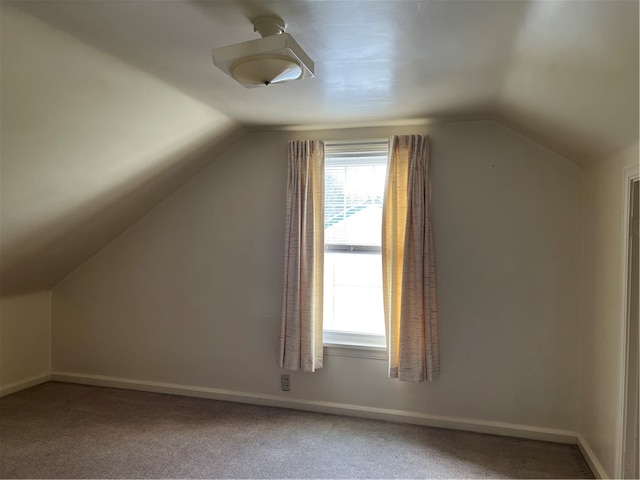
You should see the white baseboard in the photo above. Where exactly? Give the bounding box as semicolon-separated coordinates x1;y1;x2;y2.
0;373;51;398
51;371;578;445
577;434;608;479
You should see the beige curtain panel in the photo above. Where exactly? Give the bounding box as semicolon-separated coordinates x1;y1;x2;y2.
382;135;439;382
280;140;325;372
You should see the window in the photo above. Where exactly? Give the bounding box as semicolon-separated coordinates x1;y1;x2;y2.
323;140;389;348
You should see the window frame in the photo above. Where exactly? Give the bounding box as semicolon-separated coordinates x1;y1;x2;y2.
323;139;389;352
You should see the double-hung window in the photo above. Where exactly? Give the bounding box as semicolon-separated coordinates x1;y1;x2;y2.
323;140;389;348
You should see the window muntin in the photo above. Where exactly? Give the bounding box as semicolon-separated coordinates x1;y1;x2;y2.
323;141;388;347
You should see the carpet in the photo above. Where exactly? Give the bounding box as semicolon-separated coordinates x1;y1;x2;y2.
0;382;594;479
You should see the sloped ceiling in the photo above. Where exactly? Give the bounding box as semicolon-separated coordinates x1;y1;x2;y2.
1;0;638;295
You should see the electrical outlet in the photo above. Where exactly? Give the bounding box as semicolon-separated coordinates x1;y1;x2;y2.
281;374;290;391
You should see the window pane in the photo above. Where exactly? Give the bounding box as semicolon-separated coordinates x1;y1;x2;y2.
323;252;385;336
323;142;388;344
325;163;387;246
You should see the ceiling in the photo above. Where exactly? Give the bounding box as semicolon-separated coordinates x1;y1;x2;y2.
1;0;638;294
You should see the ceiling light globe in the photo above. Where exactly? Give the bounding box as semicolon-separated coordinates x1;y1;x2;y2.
230;55;303;86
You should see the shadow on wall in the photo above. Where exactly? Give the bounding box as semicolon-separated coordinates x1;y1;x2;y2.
1;126;245;296
0;5;245;295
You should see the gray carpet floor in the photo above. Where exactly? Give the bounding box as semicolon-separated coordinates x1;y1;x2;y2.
0;382;593;479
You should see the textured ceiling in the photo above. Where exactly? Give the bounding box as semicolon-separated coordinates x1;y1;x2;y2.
1;0;638;294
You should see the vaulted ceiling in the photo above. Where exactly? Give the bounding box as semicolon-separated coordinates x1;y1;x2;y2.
1;0;638;295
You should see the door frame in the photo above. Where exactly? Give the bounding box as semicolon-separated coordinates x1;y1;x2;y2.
618;164;639;479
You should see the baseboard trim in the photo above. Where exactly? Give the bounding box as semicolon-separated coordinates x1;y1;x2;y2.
0;373;51;398
51;371;577;445
577;434;608;479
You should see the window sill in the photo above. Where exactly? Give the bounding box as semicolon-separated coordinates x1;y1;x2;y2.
324;343;387;360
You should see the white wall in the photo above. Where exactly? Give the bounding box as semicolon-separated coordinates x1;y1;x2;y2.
579;141;639;478
52;121;583;431
0;291;51;394
1;5;237;294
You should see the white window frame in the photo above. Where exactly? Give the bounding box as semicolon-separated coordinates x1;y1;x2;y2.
323;139;389;354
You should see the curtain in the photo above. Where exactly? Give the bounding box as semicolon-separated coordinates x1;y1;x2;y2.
382;135;439;382
280;140;325;372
